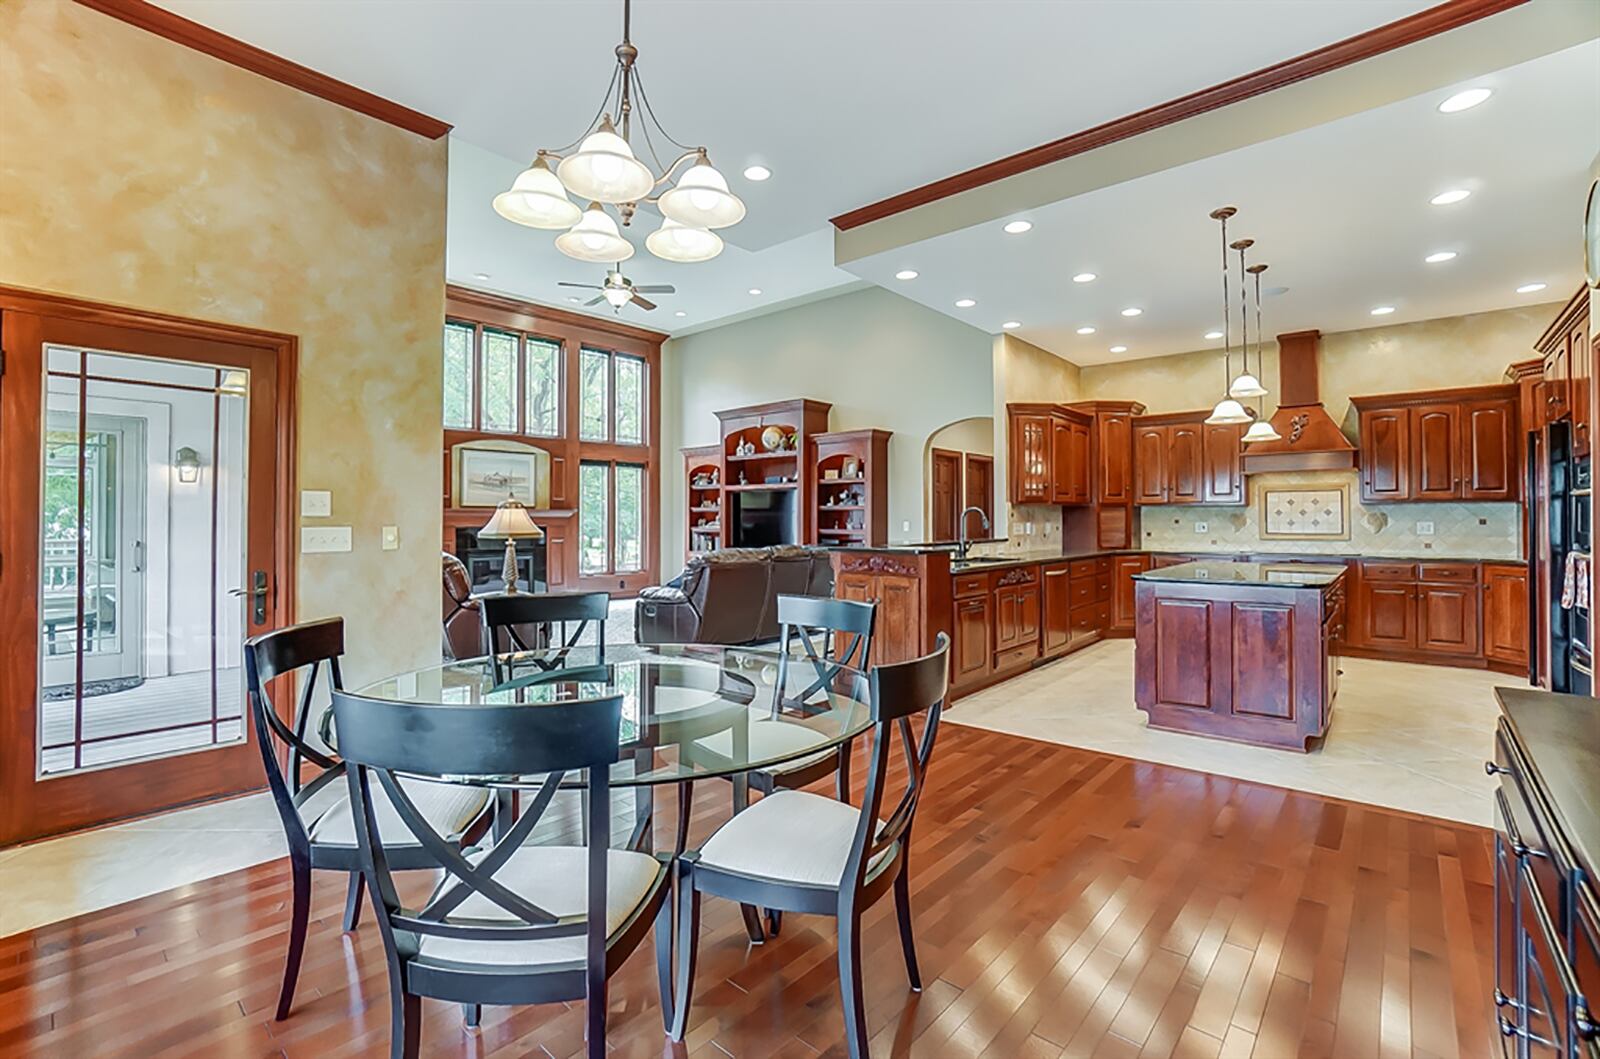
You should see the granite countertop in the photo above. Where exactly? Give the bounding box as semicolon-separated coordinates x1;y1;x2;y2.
827;544;1523;573
1133;560;1347;588
1495;687;1600;875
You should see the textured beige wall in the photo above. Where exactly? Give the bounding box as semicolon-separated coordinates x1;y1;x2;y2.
0;1;448;686
661;286;993;561
991;333;1082;537
922;416;993;538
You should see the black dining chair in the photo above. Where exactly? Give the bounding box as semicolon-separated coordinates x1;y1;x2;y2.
330;687;673;1059
243;618;492;1021
668;633;950;1058
481;591;610;682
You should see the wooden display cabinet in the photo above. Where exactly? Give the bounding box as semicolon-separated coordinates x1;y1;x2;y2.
715;398;831;545
1007;403;1092;506
683;443;722;559
811;428;891;547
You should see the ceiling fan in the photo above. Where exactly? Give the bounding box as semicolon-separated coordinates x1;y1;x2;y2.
558;269;675;312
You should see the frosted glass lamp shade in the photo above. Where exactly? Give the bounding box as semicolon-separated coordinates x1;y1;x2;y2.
603;286;632;307
1242;418;1282;443
555;204;635;263
1205;398;1253;425
646;217;724;262
1228;372;1268;399
479;498;543;539
658;163;746;229
556;119;655;204
493;157;582;229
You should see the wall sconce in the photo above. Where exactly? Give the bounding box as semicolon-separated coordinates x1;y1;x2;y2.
175;446;202;484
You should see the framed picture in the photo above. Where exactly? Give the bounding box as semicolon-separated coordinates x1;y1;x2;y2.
1259;483;1350;540
453;440;551;508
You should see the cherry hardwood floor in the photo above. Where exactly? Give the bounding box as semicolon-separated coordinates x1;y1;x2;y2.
0;723;1496;1058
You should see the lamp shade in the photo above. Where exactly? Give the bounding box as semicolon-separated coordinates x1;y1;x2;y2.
646;217;724;262
1204;398;1253;425
1242;418;1282;443
479;497;544;539
1228;372;1267;399
556;117;655;204
555;203;635;263
493;157;583;230
658;162;746;229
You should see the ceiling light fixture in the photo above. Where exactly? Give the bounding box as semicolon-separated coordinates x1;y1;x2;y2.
1430;188;1471;206
1002;321;1021;330
1120;307;1142;317
1205;331;1224;340
1109;345;1128;354
955;298;976;308
742;165;771;181
1072;273;1096;283
1438;87;1492;113
675;310;687;317
1003;220;1032;235
1516;282;1548;294
474;272;491;281
895;269;919;280
1227;240;1267;401
492;0;743;264
1076;326;1096;335
748;288;763;296
1425;251;1458;264
1371;305;1396;315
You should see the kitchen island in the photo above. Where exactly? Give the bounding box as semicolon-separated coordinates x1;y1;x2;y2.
1134;561;1347;751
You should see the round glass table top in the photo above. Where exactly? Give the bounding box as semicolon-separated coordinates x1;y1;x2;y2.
349;643;873;788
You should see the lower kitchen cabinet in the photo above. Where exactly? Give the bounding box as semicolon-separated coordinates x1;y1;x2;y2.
1417;581;1480;656
952;593;992;687
1483;562;1530;671
1110;554;1149;633
1042;562;1072;657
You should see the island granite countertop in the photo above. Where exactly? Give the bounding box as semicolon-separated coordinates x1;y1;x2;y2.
1133;560;1347;588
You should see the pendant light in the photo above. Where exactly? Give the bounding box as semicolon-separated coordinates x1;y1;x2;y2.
645;216;724;263
1228;238;1266;399
658;154;747;229
554;202;635;263
1206;207;1253;425
557;115;656;205
1241;261;1282;443
493;155;583;230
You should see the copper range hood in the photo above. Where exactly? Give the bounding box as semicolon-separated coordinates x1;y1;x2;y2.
1241;329;1357;473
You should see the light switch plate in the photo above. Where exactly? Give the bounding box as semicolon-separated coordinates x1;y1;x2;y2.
1194;521;1209;534
381;525;400;551
902;520;911;533
1416;520;1435;536
300;490;331;518
301;526;352;553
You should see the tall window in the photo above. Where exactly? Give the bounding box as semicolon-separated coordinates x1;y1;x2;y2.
615;464;643;571
578;462;609;576
525;338;560;437
442;323;473;429
615;355;644;445
480;328;518;433
442;321;562;436
579;348;609;442
578;346;646;445
579;460;645;575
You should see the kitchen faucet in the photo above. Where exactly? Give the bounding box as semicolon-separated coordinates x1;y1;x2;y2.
956;506;991;560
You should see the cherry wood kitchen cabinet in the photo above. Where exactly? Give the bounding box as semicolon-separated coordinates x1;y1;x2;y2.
1008;404;1091;505
1134;423;1168;504
1417;579;1479;656
1009;410;1051;504
1351;385;1519;503
1132;412;1240;506
1483;562;1530;672
1110;554;1150;634
1359;579;1417;649
992;566;1042;674
1201;421;1246;504
1168;422;1202;503
1351;559;1483;660
1041;562;1073;657
1051;416;1091;505
829;550;952;667
1536;287;1591;455
952;593;992;689
1095;406;1137;503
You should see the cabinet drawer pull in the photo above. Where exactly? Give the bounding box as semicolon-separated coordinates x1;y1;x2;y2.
1485;760;1511;776
1518;858;1596;1040
1495;788;1547;860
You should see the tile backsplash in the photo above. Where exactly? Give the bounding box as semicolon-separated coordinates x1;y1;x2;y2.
1138;470;1521;559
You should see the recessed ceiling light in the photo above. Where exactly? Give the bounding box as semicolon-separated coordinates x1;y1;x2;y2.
1425;251;1458;264
474;272;491;281
1516;282;1548;294
895;269;918;280
567;296;581;303
1072;273;1096;283
748;288;763;296
1076;326;1096;335
1120;307;1142;317
1003;220;1032;235
1438;87;1492;113
1001;321;1021;330
742;165;771;181
675;310;687;317
1109;345;1128;354
954;298;976;308
1430;188;1471;206
1205;330;1224;340
1371;305;1396;316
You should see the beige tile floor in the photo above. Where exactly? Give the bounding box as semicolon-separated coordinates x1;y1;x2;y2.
949;638;1520;828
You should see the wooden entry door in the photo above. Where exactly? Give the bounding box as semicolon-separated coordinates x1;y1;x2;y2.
964;453;994;535
0;294;293;845
930;448;961;542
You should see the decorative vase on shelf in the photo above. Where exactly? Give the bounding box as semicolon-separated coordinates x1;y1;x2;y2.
761;426;784;452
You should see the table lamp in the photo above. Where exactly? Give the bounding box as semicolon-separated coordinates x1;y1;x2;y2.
479;495;543;594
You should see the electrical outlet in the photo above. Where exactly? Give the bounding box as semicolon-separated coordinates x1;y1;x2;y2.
301;526;352;553
1194;521;1209;534
1416;520;1435;536
381;525;400;551
300;490;331;517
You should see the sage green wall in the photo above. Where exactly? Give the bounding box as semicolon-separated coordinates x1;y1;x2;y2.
661;286;993;566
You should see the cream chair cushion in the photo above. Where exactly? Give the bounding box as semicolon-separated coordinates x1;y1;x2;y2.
697;790;887;888
417;847;662;967
308;777;490;848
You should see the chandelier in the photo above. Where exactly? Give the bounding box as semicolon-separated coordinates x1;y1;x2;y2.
1204;207;1279;441
492;0;745;264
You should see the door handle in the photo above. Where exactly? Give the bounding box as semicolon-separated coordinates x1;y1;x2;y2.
228;569;270;625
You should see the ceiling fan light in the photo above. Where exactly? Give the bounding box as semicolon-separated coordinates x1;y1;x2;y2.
554;203;635;263
493;157;583;229
1228;373;1267;399
556;118;655;204
658;162;746;229
1242;418;1281;443
602;286;633;308
645;217;723;262
1205;398;1252;425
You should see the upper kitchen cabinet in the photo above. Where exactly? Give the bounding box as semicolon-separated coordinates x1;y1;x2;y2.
1132;412;1244;506
1007;404;1091;506
1536;287;1591;456
1350;384;1519;503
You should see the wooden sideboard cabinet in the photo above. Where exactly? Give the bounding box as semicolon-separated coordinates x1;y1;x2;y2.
1351;385;1519;503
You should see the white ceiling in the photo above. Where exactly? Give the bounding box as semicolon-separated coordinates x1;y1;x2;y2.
153;0;1438;332
850;40;1600;364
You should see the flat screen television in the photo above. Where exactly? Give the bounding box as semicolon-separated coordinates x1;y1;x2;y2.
730;488;796;547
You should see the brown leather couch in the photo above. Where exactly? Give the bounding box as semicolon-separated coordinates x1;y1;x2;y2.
634;545;834;645
442;552;482;660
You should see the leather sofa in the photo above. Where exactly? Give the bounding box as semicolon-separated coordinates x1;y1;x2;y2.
634;545;834;645
442;552;483;660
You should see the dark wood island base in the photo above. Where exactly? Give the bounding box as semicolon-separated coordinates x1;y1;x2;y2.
1134;561;1347;752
